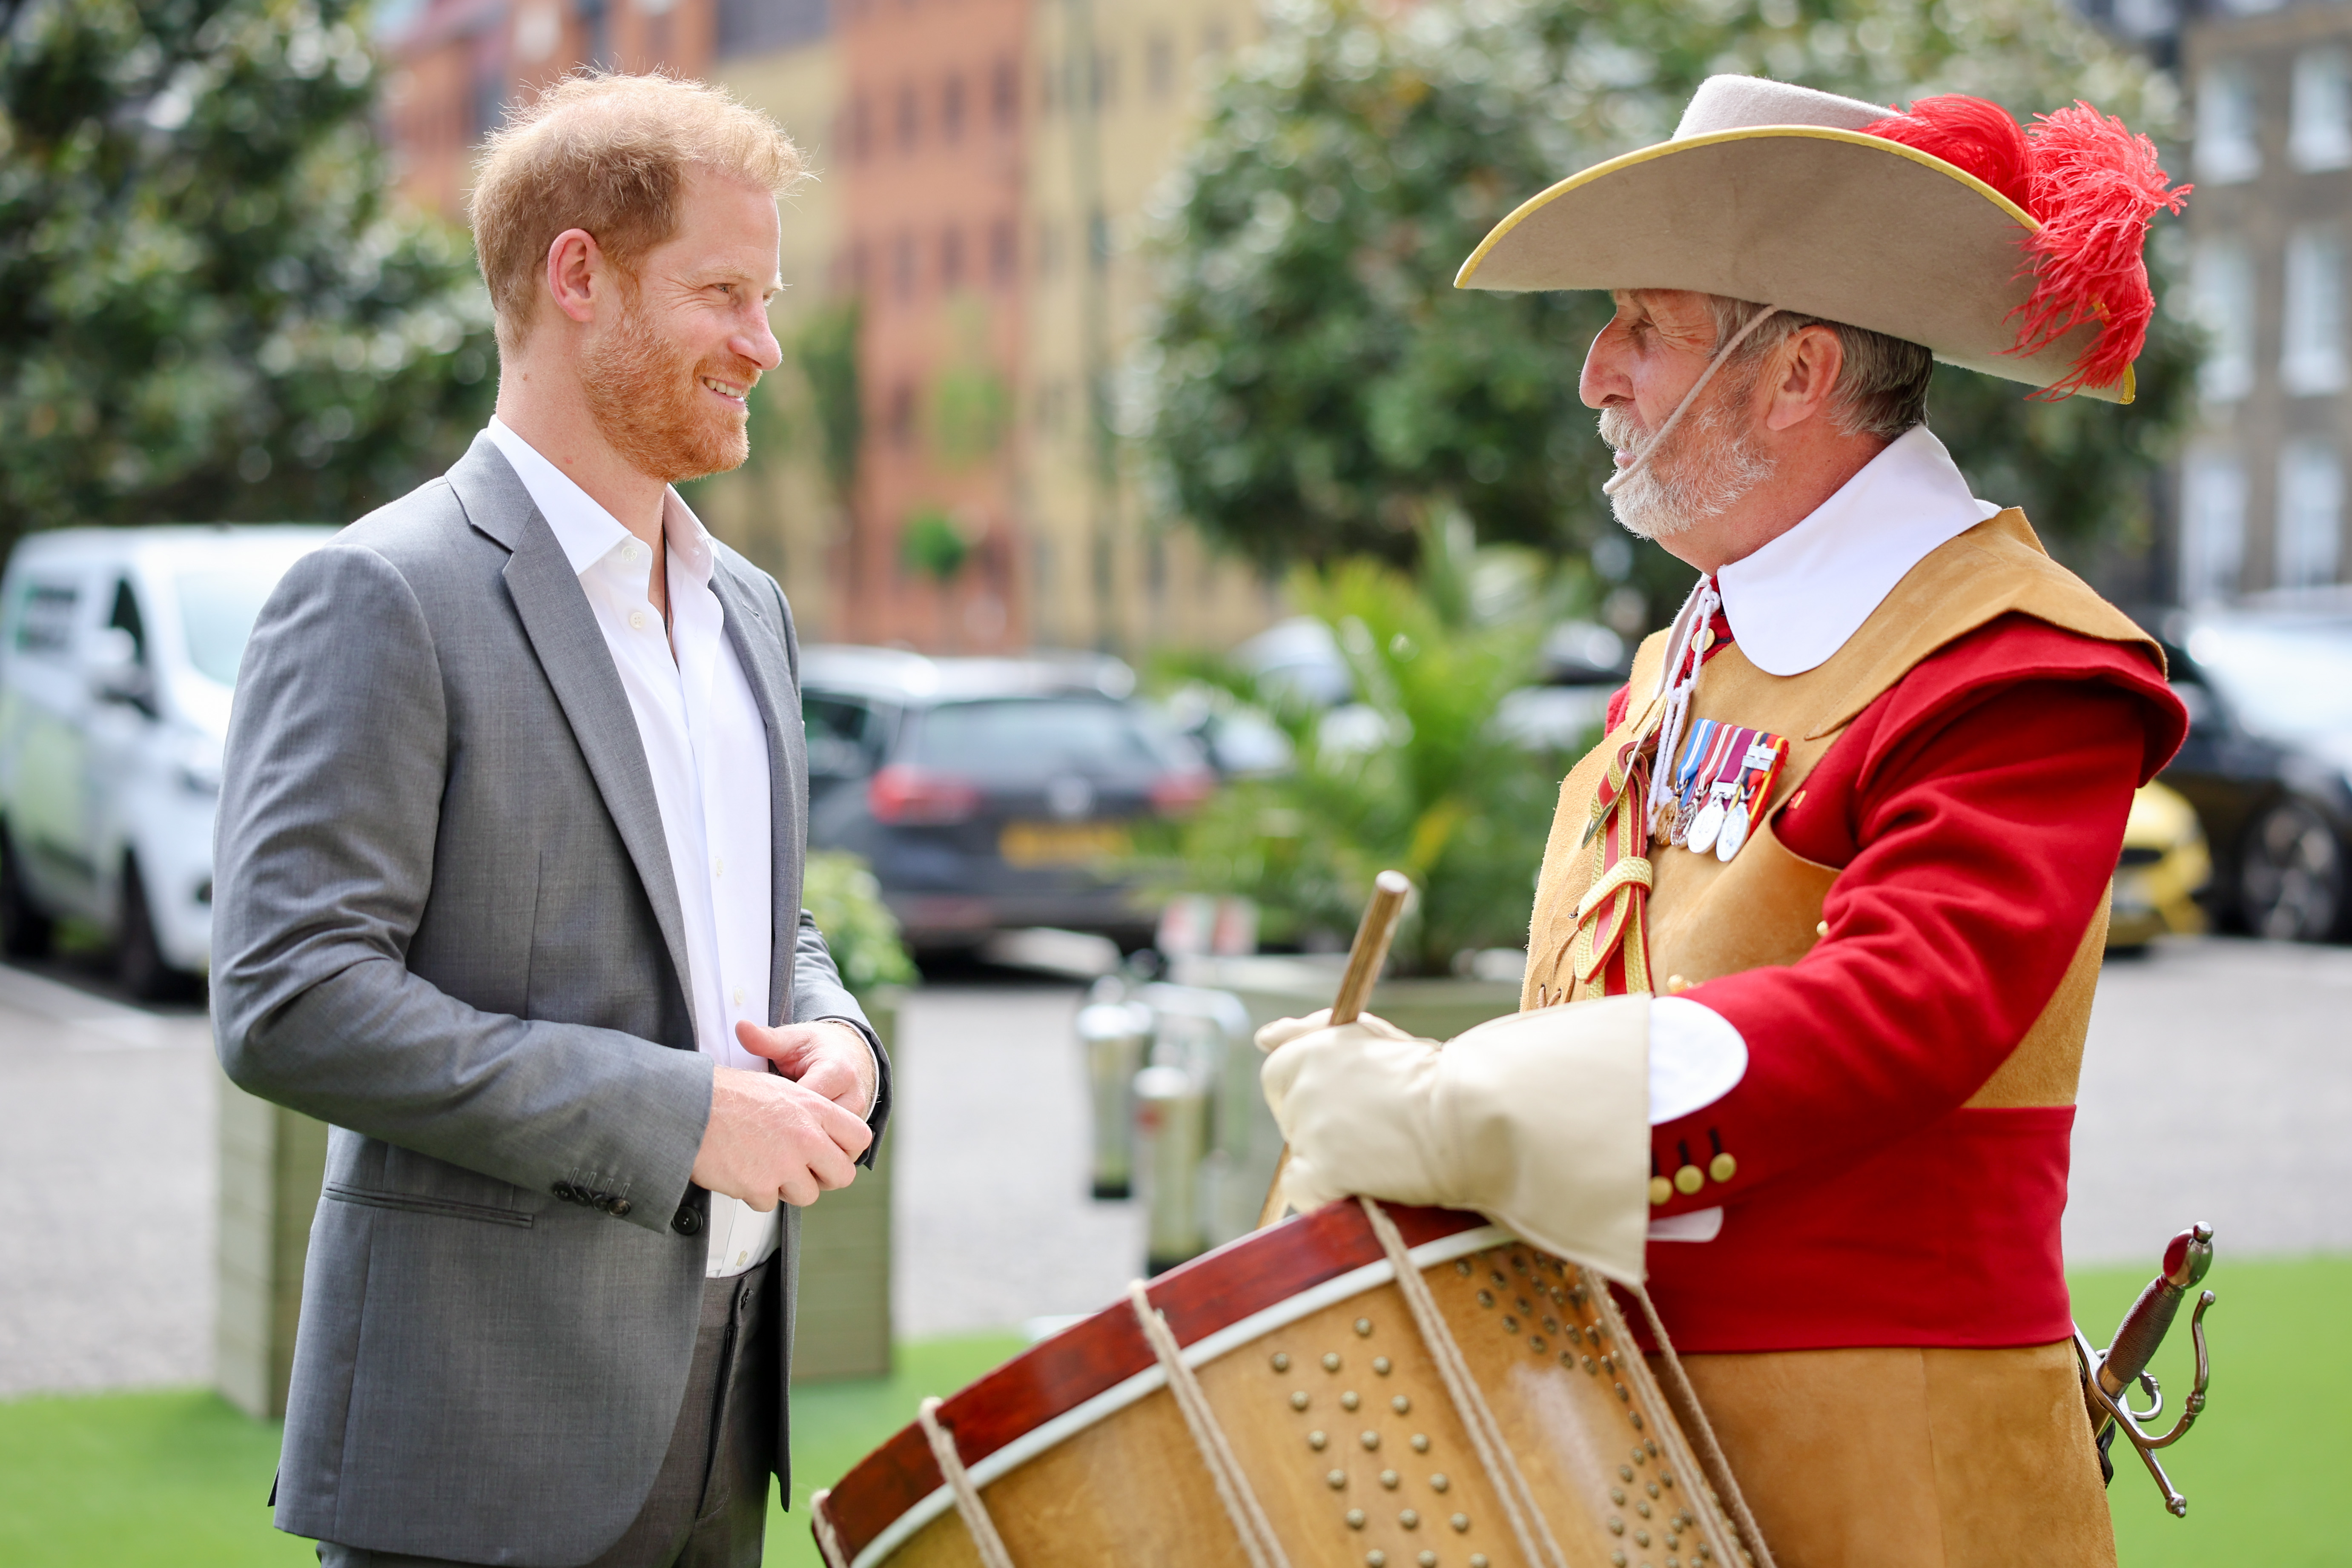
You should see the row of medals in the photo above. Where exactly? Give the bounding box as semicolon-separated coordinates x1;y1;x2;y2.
1653;717;1788;863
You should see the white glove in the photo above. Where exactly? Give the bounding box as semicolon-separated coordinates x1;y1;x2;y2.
1259;998;1652;1285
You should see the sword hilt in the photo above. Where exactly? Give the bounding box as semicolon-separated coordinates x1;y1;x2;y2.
2091;1222;2212;1427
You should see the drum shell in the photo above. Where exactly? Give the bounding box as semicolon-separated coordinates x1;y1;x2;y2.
819;1202;1753;1568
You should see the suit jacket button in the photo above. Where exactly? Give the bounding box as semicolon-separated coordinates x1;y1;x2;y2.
671;1205;703;1236
609;1198;632;1218
553;1181;576;1202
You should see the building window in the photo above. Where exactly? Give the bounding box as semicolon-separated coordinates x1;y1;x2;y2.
2292;48;2352;170
2181;451;2247;602
942;74;966;144
2195;60;2262;185
1147;32;1176;100
2283;226;2346;395
887;383;917;449
989;217;1017;287
895;81;919;153
2193;238;2257;403
849;94;872;162
941;226;965;292
992;58;1019;130
2278;439;2344;587
892;231;917;300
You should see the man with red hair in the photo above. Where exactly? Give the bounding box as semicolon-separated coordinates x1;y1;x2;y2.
214;75;881;1566
1262;76;2189;1566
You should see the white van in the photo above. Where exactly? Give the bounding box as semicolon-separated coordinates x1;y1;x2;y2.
0;526;337;996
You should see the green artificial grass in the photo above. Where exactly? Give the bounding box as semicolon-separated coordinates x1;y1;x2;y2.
0;1261;2334;1565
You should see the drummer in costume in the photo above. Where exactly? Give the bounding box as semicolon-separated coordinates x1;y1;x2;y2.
1259;77;2191;1568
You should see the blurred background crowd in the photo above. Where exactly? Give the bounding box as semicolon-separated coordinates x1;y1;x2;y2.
0;0;2349;1563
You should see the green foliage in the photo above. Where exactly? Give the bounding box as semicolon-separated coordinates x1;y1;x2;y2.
899;507;972;583
926;300;1010;470
1153;522;1576;974
793;297;864;505
802;849;917;995
0;0;495;542
1142;0;2194;605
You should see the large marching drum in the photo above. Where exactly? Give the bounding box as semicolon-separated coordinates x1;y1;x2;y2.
811;1197;1764;1568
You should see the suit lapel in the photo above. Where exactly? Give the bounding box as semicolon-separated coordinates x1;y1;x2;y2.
444;437;698;1021
710;561;805;1027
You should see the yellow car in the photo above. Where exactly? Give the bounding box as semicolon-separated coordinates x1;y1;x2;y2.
2108;780;2211;952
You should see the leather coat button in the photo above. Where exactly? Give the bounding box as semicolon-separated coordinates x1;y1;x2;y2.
609;1198;631;1218
671;1204;703;1236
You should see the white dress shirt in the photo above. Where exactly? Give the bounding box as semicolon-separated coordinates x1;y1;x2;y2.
1639;422;1998;1243
485;418;780;1278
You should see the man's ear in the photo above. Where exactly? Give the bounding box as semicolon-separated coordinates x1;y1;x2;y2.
544;227;604;327
1762;323;1845;433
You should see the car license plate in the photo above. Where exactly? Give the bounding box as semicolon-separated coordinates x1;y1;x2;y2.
999;821;1130;868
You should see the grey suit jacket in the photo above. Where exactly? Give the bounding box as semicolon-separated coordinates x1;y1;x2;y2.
211;435;890;1564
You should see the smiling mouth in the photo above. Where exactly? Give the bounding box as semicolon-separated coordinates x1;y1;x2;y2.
700;375;749;404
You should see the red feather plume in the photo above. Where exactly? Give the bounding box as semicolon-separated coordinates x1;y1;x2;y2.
1859;94;2189;398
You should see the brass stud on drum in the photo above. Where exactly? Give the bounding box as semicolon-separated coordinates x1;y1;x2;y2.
1450;1513;1470;1533
1609;1518;1626;1536
1328;1470;1348;1489
1346;1508;1367;1530
1293;1392;1312;1410
1355;1318;1374;1337
1272;1352;1291;1371
1380;1470;1399;1490
1429;1473;1449;1493
1324;1353;1343;1372
1411;1433;1430;1453
1361;1430;1381;1450
1399;1509;1420;1530
1310;1430;1329;1450
1373;1356;1393;1376
1342;1391;1361;1411
1391;1394;1411;1414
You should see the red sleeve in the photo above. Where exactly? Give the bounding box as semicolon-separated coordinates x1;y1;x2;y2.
1603;683;1630;734
1646;617;2182;1212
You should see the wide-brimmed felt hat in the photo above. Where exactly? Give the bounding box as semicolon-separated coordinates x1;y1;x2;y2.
1455;76;2188;404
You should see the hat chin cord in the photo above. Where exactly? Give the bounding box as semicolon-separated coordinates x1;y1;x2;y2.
1600;306;1780;497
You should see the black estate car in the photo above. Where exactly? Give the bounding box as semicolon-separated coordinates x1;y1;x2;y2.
801;646;1215;955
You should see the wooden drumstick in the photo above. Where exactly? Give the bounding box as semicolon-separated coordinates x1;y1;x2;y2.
1255;869;1413;1229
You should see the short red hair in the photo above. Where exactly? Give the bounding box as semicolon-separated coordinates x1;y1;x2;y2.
469;72;806;355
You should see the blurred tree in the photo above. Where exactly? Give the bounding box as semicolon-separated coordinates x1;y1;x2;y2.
1141;0;2196;615
0;0;494;542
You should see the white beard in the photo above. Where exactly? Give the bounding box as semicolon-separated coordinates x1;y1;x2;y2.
1599;386;1774;541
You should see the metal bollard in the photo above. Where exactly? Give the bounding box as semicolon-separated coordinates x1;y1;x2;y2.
1133;1063;1210;1275
1076;997;1153;1198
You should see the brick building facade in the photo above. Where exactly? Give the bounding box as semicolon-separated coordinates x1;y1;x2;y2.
377;0;1273;654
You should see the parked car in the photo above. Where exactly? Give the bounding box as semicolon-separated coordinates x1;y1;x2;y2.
0;525;338;995
1207;614;1629;761
2107;780;2211;952
2151;594;2352;941
800;646;1216;955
